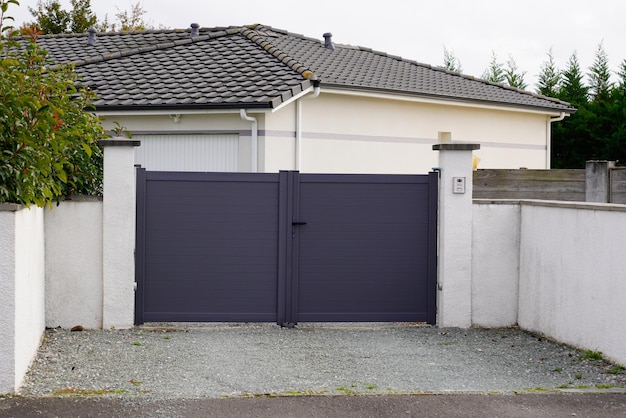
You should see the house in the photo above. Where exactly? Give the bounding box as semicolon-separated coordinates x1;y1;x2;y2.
33;24;576;173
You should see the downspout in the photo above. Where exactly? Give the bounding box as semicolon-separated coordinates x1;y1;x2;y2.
296;78;321;170
240;109;257;172
547;112;566;168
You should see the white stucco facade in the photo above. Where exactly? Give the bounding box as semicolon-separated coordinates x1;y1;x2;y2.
45;199;103;329
99;90;559;175
298;93;552;173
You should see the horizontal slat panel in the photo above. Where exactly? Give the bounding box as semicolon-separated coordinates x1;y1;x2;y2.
135;134;238;172
297;176;433;321
473;169;585;201
611;168;626;204
142;171;279;321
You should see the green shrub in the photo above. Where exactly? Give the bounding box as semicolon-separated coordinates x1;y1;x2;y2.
1;0;104;207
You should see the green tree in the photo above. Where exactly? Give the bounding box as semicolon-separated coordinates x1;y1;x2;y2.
558;52;588;105
587;42;612;102
586;44;619;164
504;56;527;90
536;48;561;97
27;0;68;33
68;0;97;33
1;0;104;206
442;46;462;73
98;1;151;32
27;0;96;33
551;53;591;168
482;51;505;83
607;58;626;163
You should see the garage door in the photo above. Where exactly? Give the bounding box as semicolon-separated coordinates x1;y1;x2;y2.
134;134;239;172
135;170;438;325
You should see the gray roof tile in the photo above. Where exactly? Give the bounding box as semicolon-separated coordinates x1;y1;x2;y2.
19;25;574;113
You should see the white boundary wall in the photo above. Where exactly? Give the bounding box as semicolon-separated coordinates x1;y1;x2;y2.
0;138;136;395
3;135;626;394
0;205;45;394
45;198;103;328
472;199;626;365
518;201;626;365
471;202;520;327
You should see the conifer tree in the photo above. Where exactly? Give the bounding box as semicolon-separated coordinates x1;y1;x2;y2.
588;42;612;102
442;46;463;73
504;56;527;90
481;52;505;83
537;48;561;97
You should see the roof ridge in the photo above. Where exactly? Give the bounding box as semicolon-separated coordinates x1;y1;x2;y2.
240;26;318;81
49;27;241;70
13;28;187;41
14;26;241;41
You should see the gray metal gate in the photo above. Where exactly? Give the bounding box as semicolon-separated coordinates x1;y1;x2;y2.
135;170;438;325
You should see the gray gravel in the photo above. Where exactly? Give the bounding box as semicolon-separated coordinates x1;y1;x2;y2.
19;323;626;400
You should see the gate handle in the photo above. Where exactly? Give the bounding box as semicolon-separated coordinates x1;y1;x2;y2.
292;221;307;226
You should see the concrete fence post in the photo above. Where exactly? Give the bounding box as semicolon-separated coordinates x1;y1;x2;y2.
585;160;615;203
99;137;140;329
432;138;480;328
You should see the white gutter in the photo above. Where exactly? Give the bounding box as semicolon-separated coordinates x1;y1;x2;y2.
96;108;270;117
272;86;316;113
295;82;321;170
546;112;567;168
240;109;258;172
550;112;567;123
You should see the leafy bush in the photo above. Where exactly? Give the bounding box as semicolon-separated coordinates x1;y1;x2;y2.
1;0;104;207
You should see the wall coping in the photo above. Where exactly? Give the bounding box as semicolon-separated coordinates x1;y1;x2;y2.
0;203;23;212
474;198;626;212
98;138;140;147
433;143;481;151
60;195;103;202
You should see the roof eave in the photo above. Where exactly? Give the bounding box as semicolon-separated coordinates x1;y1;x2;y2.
321;84;577;115
92;102;275;112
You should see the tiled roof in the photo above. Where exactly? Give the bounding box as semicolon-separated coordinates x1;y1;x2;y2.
22;25;575;113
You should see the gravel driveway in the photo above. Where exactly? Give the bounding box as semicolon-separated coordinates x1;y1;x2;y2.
19;323;626;400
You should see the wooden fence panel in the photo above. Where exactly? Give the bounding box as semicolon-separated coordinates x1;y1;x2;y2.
473;169;586;201
611;168;626;204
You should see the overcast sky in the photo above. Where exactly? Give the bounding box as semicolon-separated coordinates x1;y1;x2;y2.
8;0;626;90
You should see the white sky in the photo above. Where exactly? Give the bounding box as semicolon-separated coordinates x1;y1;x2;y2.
7;0;626;90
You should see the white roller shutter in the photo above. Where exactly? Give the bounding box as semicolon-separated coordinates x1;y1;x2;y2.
134;134;238;172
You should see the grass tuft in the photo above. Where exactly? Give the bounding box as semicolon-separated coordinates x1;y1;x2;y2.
52;388;127;397
580;350;603;361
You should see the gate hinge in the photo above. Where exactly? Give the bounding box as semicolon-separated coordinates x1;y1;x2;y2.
133;282;137;291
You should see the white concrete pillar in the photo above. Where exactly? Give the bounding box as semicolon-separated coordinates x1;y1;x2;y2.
100;137;140;329
432;141;480;328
